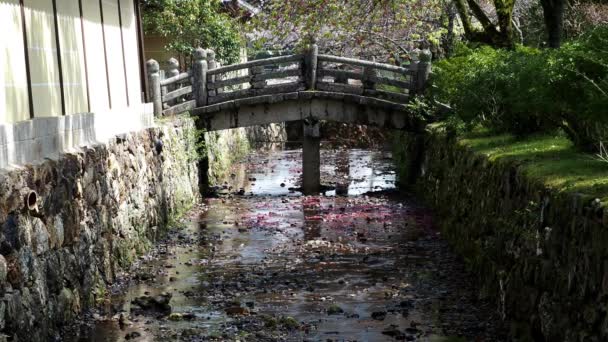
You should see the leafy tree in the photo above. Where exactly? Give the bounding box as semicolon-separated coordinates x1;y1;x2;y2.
432;26;608;151
141;0;243;66
247;0;450;61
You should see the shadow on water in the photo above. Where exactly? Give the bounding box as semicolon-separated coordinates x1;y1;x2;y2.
62;146;505;342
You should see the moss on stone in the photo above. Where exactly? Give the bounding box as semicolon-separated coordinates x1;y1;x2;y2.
459;128;608;201
279;316;300;330
205;129;250;185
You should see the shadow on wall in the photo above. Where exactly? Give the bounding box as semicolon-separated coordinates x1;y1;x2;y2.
2;0;139;124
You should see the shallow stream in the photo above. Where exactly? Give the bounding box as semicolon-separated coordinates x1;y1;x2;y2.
63;146;504;341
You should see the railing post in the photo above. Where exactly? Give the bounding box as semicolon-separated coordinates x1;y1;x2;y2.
160;69;166;101
249;65;266;90
166;57;180;80
207;50;222;95
306;43;318;90
146;59;162;116
165;58;179;104
363;56;376;93
408;56;419;96
216;60;224;94
192;48;208;107
409;49;432;96
417;49;432;94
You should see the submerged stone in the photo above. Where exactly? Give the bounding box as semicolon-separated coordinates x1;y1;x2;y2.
132;292;172;313
371;311;387;321
225;306;250;316
327;304;344;315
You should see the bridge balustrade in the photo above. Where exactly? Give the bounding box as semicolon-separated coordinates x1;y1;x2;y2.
146;44;432;118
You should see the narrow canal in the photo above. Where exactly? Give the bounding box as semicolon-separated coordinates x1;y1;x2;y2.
63;146;505;341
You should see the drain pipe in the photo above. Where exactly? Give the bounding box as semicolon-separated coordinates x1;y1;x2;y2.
24;190;38;212
23;189;44;219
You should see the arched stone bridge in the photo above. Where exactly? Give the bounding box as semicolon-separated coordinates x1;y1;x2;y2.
146;44;432;193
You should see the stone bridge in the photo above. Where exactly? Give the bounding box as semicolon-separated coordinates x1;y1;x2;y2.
146;44;432;194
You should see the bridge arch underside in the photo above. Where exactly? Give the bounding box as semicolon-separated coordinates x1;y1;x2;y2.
192;91;424;132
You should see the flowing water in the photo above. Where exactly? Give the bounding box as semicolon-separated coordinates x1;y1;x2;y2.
63;146;505;341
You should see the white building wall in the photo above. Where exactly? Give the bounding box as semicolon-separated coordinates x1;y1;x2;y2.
56;0;89;115
102;0;128;108
82;0;110;112
0;0;30;123
0;0;152;170
23;0;63;118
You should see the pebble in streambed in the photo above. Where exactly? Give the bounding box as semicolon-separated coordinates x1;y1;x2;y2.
60;148;506;342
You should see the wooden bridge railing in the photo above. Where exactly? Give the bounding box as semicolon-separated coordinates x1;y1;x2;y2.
146;44;432;117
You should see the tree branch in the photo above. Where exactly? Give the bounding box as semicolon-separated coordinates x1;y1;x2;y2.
359;29;410;56
466;0;497;33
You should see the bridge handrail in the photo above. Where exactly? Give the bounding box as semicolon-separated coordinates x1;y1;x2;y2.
145;44;432;117
160;71;191;87
317;54;411;74
207;54;304;76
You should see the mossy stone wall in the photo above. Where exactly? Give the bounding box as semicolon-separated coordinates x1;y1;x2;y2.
395;130;608;341
0;117;199;341
205;129;250;185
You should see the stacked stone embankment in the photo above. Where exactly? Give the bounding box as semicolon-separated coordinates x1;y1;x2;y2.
396;129;608;341
0;117;199;341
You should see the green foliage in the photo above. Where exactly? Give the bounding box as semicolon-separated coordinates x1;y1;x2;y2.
432;45;549;135
432;26;608;151
547;27;608;149
142;0;242;64
406;97;435;122
191;125;208;162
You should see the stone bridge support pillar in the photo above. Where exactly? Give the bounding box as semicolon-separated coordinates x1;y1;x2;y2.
302;119;321;195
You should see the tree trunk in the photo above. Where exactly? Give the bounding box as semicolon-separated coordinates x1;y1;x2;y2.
540;0;565;48
493;0;515;48
453;0;515;48
444;2;457;57
454;0;474;38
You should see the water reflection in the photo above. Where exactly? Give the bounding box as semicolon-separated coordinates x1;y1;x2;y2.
227;144;396;197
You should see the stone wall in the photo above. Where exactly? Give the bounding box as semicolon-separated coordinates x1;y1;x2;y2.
201;124;287;187
0;117;199;341
395;130;608;341
205;128;250;185
245;123;288;143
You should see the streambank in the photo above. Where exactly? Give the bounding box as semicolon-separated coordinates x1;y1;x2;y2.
395;127;608;341
0;117;200;341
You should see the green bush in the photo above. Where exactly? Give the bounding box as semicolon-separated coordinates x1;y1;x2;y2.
432;26;608;151
547;27;608;150
433;45;550;135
